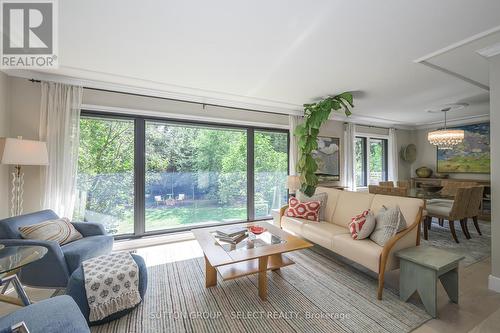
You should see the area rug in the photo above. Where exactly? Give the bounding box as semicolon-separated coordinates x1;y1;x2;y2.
91;247;431;333
421;219;491;266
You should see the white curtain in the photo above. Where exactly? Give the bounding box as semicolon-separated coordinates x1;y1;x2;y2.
39;82;83;218
289;115;302;175
343;123;356;190
388;128;399;182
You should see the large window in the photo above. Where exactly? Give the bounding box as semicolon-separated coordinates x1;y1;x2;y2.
74;116;135;235
254;131;288;219
145;122;247;232
75;113;289;236
354;135;388;187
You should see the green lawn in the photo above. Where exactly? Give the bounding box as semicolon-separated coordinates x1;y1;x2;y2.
118;206;247;234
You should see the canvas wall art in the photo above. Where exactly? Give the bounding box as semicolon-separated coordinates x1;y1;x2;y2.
437;122;490;174
312;136;340;180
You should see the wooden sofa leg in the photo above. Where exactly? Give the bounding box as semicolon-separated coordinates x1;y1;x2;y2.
377;271;385;300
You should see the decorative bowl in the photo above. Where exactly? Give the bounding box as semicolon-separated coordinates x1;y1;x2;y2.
419;184;443;193
415;166;433;178
248;226;266;235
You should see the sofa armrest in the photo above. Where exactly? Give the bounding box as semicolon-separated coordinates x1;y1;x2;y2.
380;206;424;273
278;205;289;228
71;222;107;237
0;239;70;288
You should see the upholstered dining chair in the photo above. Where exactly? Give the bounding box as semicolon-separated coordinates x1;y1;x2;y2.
425;187;471;243
461;186;484;238
397;180;409;189
378;181;394;187
0;210;113;288
369;185;407;197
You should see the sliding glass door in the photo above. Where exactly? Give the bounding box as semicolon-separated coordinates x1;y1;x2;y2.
75;112;288;237
145;121;247;231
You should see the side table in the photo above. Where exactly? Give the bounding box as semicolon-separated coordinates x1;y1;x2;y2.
396;246;464;318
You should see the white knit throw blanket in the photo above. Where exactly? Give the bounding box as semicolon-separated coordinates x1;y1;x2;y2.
83;252;142;322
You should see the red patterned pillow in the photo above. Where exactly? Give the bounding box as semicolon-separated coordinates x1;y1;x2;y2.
349;209;376;240
286;197;321;221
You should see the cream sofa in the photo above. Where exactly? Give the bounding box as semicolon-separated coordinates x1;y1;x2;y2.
279;186;424;300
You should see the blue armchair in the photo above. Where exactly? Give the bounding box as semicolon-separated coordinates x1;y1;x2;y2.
0;210;113;288
0;295;90;333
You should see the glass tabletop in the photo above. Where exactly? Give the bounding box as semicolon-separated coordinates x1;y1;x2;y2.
0;246;48;275
211;230;286;253
406;188;454;200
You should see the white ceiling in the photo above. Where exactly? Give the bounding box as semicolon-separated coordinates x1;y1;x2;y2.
8;0;500;127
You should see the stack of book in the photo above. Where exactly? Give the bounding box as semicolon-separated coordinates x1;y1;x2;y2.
214;226;248;244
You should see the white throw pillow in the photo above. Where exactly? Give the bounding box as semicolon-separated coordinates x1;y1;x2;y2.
369;205;407;246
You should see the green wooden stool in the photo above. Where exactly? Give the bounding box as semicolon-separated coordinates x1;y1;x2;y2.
396;246;464;318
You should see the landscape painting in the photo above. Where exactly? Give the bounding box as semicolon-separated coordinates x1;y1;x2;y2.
312;136;340;180
437;122;490;174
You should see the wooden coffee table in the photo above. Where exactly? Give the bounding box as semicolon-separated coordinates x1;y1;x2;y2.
192;222;312;300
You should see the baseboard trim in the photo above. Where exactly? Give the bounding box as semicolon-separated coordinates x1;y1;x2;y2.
488;274;500;293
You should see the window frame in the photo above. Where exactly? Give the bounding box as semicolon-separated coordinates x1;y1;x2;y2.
354;133;389;188
79;110;290;239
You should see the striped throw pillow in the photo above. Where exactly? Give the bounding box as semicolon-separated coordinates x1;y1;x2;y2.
19;218;83;245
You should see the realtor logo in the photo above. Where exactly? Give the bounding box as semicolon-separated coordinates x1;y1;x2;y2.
1;0;58;68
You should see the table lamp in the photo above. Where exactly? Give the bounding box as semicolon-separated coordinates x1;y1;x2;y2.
0;137;49;216
286;175;301;196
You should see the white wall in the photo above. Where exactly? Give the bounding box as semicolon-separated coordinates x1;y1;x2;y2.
413;128;490;181
489;54;500;290
0;72;10;218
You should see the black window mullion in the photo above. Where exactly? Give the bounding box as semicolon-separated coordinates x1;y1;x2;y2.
247;128;255;221
134;118;146;235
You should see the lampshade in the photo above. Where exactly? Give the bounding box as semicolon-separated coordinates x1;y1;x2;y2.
286;175;301;193
0;137;49;166
427;129;464;149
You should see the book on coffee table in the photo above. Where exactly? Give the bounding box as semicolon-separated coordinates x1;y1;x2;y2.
214;226;247;238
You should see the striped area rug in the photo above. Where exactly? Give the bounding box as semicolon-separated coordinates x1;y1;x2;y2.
92;247;430;333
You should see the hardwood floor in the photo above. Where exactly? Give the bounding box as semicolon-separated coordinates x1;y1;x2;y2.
1;233;499;332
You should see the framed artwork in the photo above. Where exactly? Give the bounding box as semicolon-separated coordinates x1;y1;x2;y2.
436;122;490;174
312;136;340;180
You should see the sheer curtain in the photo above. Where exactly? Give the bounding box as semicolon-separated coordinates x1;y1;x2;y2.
343;122;356;190
39;82;83;218
388;128;399;182
289;115;302;175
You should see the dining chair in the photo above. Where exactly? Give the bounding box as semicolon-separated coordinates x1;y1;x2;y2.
368;185;406;196
425;187;471;243
379;181;394;187
461;186;484;238
397;180;409;189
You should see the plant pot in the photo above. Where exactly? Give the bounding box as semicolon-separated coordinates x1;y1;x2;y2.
416;167;433;178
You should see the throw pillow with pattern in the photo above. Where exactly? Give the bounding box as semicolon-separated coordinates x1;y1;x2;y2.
286;197;321;222
19;218;83;245
349;210;376;240
296;190;328;221
369;205;407;246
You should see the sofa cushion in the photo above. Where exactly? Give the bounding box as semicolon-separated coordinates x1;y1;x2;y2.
370;195;424;225
62;235;114;273
349;210;376;240
331;191;375;228
19;218;83;245
331;234;382;273
314;187;343;222
281;216;309;235
370;205;407;246
302;222;350;249
296;190;328;221
286;197;321;221
0;295;90;333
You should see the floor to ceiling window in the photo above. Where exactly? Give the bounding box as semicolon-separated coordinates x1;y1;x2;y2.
74;116;135;235
145;121;247;232
254;130;288;219
74;112;289;236
354;135;388;187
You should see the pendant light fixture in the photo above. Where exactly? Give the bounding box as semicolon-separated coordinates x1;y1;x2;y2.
427;108;464;149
